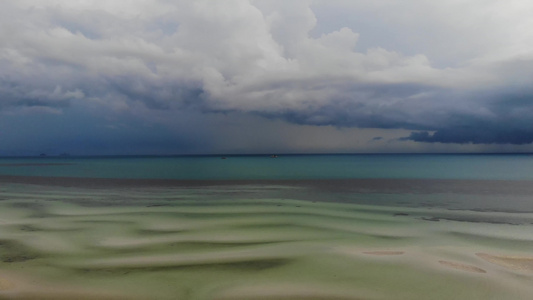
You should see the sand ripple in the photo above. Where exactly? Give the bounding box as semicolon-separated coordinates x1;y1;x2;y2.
2;183;533;299
438;260;486;273
362;251;404;256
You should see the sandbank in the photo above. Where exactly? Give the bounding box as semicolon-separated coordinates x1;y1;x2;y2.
476;253;533;271
438;260;486;273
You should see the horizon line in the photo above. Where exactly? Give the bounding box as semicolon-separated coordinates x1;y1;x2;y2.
1;152;533;158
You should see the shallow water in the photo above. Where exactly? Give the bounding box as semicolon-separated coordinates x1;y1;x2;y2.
0;181;532;299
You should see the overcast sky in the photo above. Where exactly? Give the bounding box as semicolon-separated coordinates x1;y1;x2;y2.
2;0;533;155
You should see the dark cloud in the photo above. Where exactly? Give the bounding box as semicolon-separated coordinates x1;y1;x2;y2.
105;76;206;110
400;90;533;144
0;79;77;110
0;105;212;156
405;127;533;145
246;84;533;145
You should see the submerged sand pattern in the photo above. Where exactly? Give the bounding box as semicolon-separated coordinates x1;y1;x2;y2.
0;182;532;299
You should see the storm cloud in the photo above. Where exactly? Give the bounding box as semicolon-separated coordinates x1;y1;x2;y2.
1;0;533;154
403;89;533;144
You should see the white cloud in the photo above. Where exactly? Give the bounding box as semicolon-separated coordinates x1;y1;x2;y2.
1;0;533;148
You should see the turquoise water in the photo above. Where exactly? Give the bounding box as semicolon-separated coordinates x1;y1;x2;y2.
1;154;533;180
1;154;533;299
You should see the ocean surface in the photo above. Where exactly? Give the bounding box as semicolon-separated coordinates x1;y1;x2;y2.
0;154;532;299
1;153;533;180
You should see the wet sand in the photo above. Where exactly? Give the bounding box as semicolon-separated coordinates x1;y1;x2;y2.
0;178;532;299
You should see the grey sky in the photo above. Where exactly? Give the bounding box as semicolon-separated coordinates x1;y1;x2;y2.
1;0;533;155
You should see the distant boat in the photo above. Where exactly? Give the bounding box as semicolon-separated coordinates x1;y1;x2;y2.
270;155;278;158
39;153;47;157
221;157;227;159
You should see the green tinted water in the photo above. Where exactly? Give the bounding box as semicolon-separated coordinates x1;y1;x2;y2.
1;154;533;180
